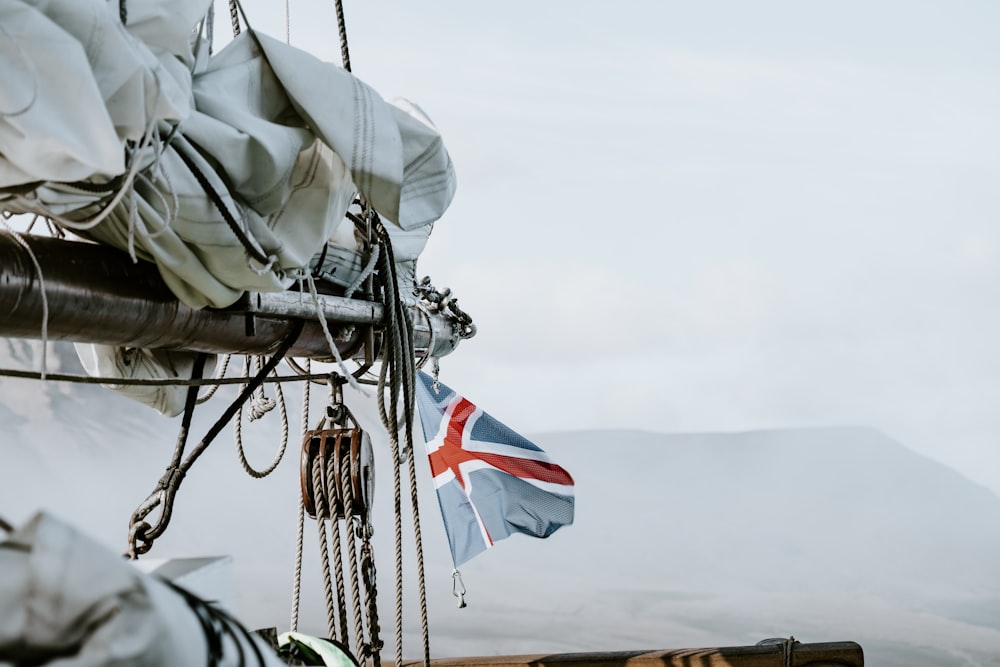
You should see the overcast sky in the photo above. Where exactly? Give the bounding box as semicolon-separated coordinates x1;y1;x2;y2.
237;2;1000;492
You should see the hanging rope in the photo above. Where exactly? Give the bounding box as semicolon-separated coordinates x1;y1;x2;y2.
312;445;346;643
198;354;233;404
126;352;208;558
296;375;384;666
289;359;311;633
233;356;289;479
284;0;290;43
336;448;366;655
301;271;367;394
172;142;276;271
371;215;430;667
333;0;352;72
126;321;303;558
228;0;242;36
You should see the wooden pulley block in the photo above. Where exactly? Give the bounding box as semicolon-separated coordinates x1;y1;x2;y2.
300;428;326;519
351;428;375;523
300;427;375;521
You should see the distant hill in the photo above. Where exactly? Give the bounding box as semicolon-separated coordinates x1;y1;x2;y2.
529;428;1000;598
463;428;1000;665
1;341;998;666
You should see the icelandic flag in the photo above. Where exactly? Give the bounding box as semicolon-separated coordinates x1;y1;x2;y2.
414;371;575;567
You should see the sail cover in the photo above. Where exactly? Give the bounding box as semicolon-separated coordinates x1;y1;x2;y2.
0;0;456;309
0;512;288;665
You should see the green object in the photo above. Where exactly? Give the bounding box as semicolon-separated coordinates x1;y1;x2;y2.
277;632;360;667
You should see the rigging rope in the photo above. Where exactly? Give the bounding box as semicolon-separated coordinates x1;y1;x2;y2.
165;579;270;667
371;215;430;667
289;358;311;633
198;353;233;404
233;356;289;479
126;321;303;558
313;448;344;643
292;208;430;665
0;2;441;660
172;142;275;270
337;449;366;656
9;77;167;235
299;393;383;666
333;0;352;72
0;366;333;387
228;0;242;36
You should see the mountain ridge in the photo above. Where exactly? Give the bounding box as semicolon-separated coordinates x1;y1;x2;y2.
1;342;998;665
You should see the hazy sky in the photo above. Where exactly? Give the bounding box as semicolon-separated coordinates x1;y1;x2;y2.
241;2;998;493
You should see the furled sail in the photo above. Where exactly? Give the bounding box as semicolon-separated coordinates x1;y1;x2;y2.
0;512;288;665
0;0;462;413
0;0;455;309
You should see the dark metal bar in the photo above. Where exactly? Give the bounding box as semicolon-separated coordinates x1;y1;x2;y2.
0;232;458;359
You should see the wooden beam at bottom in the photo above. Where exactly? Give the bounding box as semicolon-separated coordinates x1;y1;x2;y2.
403;641;863;667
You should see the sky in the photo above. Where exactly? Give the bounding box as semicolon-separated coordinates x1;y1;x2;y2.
11;0;1000;489
240;0;1000;495
18;0;993;494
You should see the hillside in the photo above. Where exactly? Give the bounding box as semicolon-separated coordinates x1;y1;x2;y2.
1;341;999;665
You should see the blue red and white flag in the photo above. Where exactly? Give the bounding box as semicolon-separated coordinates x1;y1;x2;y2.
414;371;575;567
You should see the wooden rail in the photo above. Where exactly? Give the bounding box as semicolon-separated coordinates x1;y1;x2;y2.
402;641;863;667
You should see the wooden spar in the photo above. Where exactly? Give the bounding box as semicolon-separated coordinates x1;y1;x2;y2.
0;232;461;359
401;641;863;667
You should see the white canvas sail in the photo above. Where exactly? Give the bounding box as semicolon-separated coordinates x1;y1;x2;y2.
0;512;287;666
0;0;455;309
0;0;461;413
